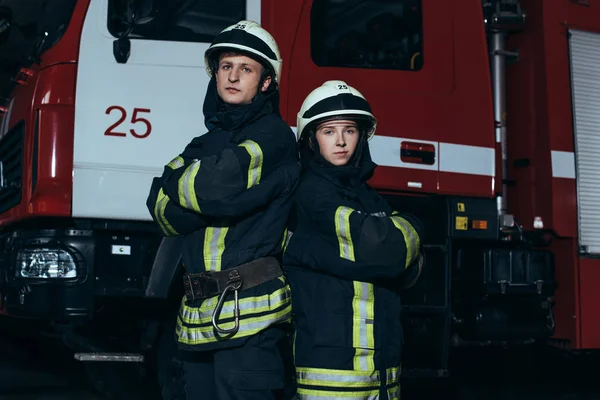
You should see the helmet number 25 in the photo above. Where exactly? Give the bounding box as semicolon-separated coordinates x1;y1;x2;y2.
104;106;152;139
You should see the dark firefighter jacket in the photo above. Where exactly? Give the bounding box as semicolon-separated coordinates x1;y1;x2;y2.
146;79;300;351
283;135;424;399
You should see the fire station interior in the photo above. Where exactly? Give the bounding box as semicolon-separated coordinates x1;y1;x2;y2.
0;0;600;398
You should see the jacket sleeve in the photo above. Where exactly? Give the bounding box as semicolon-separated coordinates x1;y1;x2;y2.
146;172;208;237
185;162;300;218
161;131;296;217
291;193;423;282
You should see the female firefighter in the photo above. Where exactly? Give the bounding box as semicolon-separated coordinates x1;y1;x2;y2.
283;80;425;399
146;21;299;399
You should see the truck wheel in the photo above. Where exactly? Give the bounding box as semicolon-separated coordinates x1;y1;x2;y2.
156;321;186;400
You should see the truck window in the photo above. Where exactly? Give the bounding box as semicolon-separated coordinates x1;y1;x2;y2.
311;0;423;71
0;0;78;109
107;0;246;43
38;0;79;53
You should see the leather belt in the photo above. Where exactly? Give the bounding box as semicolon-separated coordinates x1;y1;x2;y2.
182;257;283;335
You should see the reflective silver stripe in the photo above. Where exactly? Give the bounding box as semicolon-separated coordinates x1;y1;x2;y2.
238;140;263;188
180;286;290;325
297;387;380;400
386;366;401;399
335;206;355;261
167;155;185;169
177;160;201;213
176;303;291;344
156;188;177;236
283;230;293;252
296;367;379;388
352;282;375;371
390;215;419;267
153;188;177;236
386;367;400;384
203;227;228;272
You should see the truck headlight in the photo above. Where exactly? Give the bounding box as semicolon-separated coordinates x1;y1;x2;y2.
17;248;77;279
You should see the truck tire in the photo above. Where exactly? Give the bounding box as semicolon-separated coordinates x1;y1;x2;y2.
157;320;186;400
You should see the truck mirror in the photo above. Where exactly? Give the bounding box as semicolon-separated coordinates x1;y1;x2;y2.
109;0;159;63
113;37;131;64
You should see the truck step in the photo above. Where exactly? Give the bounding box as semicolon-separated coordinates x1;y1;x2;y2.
74;352;144;362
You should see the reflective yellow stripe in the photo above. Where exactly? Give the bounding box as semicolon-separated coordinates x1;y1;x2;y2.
386;366;400;385
390;214;420;268
296;367;379;388
153;188;177;236
297;387;380;399
203;227;228;272
282;229;294;254
153;188;168;234
167;155;185;169
386;366;401;399
177;160;202;213
387;384;400;400
238;140;263;188
176;303;292;345
352;281;375;371
158;194;178;236
281;228;288;250
335;206;355;261
179;286;290;325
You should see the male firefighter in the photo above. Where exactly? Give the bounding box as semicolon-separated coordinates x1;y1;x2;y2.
283;80;425;399
146;21;299;399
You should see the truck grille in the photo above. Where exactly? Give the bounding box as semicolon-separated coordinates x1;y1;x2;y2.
0;120;24;214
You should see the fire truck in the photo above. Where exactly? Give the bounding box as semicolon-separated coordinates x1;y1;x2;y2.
0;0;598;396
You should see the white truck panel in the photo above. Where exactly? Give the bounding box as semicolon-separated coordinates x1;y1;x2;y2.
73;0;260;221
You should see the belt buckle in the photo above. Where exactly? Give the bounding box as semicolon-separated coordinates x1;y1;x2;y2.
183;274;196;302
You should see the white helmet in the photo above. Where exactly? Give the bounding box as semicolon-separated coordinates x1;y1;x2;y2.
205;20;282;82
296;80;377;142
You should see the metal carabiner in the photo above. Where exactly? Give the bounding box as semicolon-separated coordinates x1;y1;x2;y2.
212;273;242;335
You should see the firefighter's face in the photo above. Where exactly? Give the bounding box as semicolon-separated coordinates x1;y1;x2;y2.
314;120;359;166
215;53;271;105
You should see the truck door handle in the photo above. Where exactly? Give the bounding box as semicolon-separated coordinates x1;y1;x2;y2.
400;141;435;165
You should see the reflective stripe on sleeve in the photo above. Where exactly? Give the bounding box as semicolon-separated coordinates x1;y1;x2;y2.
386;366;400;385
352;281;375;371
390;214;420;267
281;228;288;250
387;384;400;400
386;365;401;399
167;155;185;169
203;227;228;272
238;140;263;188
153;188;177;236
177;160;202;213
335;206;355;261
